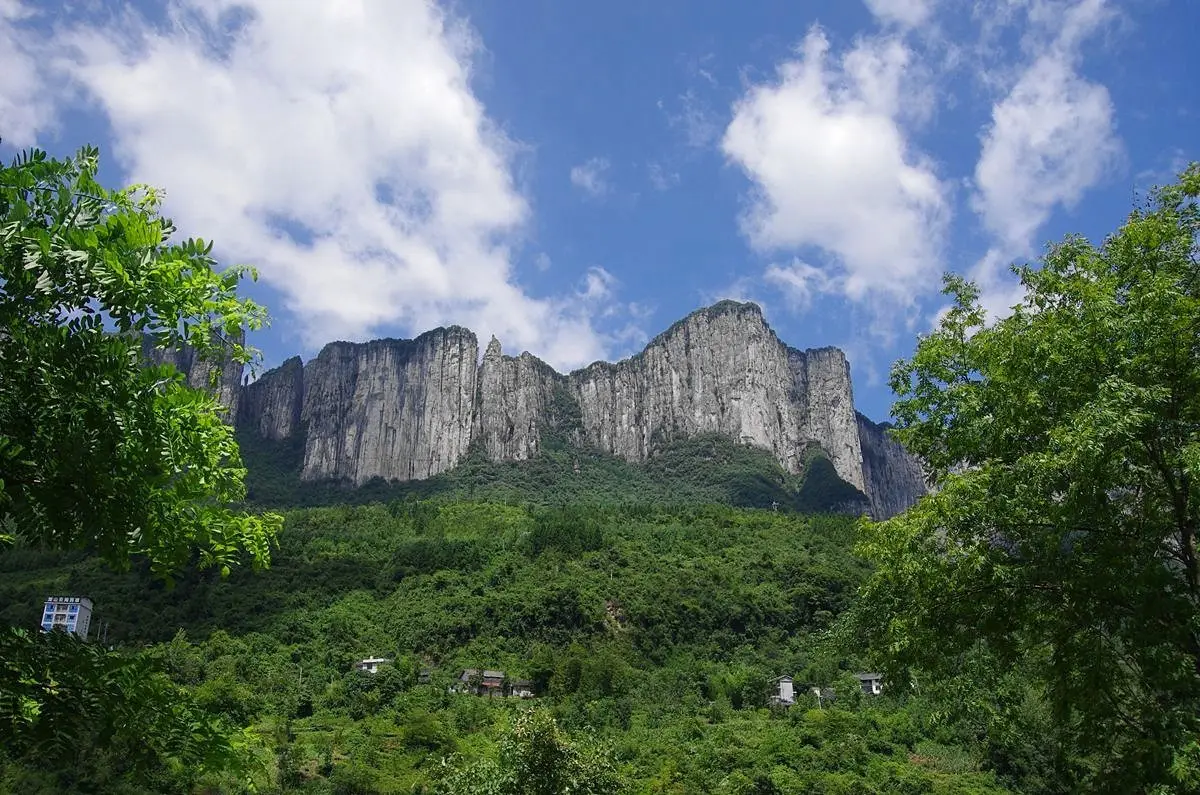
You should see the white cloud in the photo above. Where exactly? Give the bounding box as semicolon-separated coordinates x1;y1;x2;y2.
664;89;720;149
558;267;652;362
970;0;1120;310
570;157;610;197
647;162;679;191
863;0;938;28
722;27;950;310
973;54;1116;248
533;251;552;271
579;266;616;302
8;0;619;371
764;260;837;311
0;1;57;146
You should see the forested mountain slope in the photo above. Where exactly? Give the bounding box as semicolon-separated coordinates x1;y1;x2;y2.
0;501;1016;793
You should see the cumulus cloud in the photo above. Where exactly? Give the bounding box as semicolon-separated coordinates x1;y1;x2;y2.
567;267;652;361
973;55;1116;248
570;157;610;197
722;27;950;311
8;0;619;370
970;0;1120;314
0;1;56;146
579;266;617;302
863;0;938;29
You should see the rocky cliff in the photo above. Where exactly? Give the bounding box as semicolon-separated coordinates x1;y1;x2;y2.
296;328;478;484
857;413;927;520
474;338;563;463
141;331;245;425
239;356;303;440
233;301;927;517
568;303;864;492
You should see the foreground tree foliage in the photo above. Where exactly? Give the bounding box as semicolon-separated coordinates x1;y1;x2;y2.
0;145;279;574
857;164;1200;792
0;628;253;792
0;146;282;786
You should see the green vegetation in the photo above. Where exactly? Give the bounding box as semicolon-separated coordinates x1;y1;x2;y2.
856;164;1200;792
1;501;1009;793
0;145;279;574
4;143;1194;793
0;146;279;789
239;430;866;516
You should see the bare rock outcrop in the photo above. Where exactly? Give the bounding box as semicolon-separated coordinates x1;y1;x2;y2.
298;327;478;484
857;413;927;519
235;301;928;516
474;337;564;462
568;302;865;492
238;356;303;440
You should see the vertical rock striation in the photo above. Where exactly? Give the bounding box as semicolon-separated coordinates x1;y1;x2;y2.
857;413;927;520
299;327;478;484
239;356;303;440
787;345;865;493
568;302;865;492
235;301;928;516
474;337;564;462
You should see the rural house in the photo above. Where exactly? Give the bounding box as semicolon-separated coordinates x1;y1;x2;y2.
855;673;884;695
770;675;795;707
354;657;392;674
453;669;538;698
456;668;506;696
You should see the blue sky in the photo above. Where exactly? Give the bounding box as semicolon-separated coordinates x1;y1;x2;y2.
2;0;1196;420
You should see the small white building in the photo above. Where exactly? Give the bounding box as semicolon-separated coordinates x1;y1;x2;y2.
509;679;536;699
354;657;392;674
855;673;884;695
41;596;93;638
770;675;795;706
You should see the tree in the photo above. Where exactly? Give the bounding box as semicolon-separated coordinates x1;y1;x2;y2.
436;709;621;795
0;627;254;791
0;145;282;783
0;145;280;576
855;164;1200;792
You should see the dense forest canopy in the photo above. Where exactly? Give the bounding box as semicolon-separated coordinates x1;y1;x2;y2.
1;500;1013;793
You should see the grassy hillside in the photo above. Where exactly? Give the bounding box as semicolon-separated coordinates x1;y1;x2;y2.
0;502;1013;793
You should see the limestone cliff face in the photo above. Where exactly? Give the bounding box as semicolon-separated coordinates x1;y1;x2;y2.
239;356;303;440
141;332;244;424
857;413;927;520
569;302;865;492
474;338;564;462
298;327;478;484
788;346;865;493
236;301;928;516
